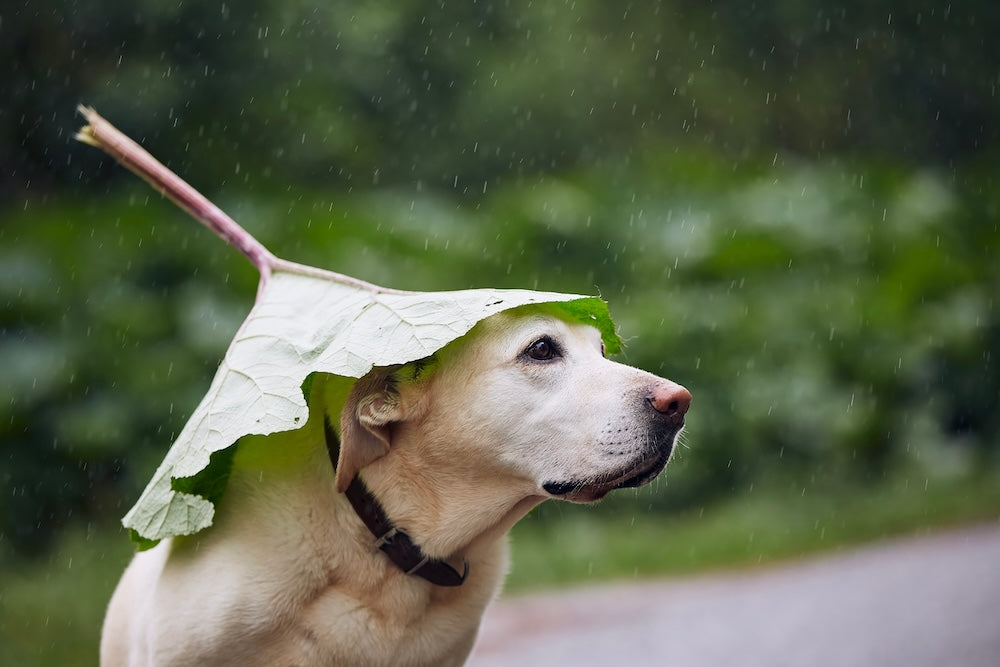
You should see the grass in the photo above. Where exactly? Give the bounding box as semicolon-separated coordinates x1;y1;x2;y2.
0;522;133;667
2;470;999;666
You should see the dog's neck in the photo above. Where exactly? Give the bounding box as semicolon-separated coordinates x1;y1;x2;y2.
325;415;544;587
325;416;472;587
342;473;469;587
360;452;546;573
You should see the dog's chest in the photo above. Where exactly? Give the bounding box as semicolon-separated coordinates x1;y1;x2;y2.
187;480;492;665
281;582;482;666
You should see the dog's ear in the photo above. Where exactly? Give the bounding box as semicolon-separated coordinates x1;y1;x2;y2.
335;369;403;493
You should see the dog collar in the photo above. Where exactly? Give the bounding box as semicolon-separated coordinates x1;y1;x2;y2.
325;416;468;587
344;475;469;587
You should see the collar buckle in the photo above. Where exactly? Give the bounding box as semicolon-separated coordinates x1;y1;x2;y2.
373;527;399;549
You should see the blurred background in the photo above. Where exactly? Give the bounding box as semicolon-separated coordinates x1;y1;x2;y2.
2;1;999;664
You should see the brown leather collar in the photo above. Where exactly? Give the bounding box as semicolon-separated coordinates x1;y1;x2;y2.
325;417;468;587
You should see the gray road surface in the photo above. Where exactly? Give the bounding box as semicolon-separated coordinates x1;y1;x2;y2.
469;522;1000;666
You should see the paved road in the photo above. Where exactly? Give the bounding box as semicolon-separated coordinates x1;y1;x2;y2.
469;522;1000;666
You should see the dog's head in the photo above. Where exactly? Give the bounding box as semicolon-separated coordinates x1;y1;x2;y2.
334;305;690;506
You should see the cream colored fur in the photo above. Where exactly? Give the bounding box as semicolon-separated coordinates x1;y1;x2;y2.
100;307;689;666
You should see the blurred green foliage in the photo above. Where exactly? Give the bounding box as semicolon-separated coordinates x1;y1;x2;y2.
7;0;1000;196
1;0;998;577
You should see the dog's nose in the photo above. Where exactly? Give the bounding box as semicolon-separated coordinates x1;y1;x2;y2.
648;382;691;424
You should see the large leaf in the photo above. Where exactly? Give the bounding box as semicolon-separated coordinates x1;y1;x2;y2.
123;266;620;546
74;106;621;547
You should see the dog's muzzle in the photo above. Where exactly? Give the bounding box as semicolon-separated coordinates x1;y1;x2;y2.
543;381;691;502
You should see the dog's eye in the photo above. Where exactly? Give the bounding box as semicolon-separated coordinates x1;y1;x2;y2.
525;337;558;361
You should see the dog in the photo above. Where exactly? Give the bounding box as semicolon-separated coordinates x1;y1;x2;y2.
100;304;691;666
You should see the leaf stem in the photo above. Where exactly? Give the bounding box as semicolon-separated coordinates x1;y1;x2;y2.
76;106;280;287
74;106;408;297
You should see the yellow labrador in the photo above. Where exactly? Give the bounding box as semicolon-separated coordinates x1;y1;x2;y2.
100;306;691;666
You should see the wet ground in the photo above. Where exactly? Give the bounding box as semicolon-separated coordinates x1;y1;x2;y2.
470;522;1000;666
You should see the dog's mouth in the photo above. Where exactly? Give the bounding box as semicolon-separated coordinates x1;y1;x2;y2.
542;445;674;504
